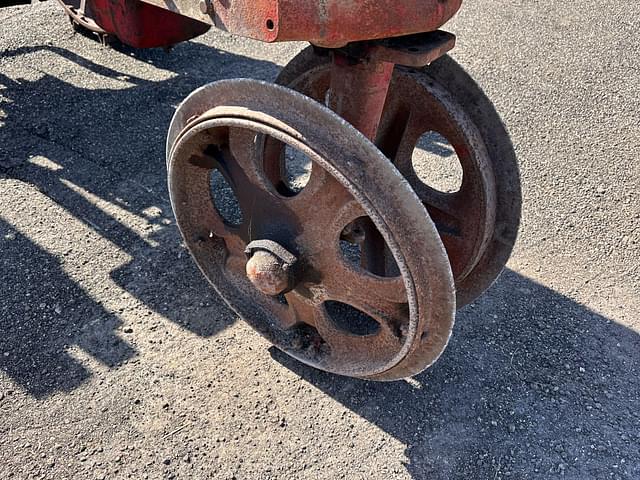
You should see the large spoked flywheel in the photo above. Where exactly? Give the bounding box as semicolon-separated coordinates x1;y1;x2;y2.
167;80;455;380
276;48;521;308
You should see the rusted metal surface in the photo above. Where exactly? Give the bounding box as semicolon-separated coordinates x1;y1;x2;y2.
50;0;518;379
245;240;298;296
325;30;457;170
367;31;457;68
167;79;455;379
323;32;457;142
56;0;460;49
328;53;395;141
315;30;456;69
245;250;291;296
57;0;210;48
276;48;521;307
55;0;110;41
138;0;462;46
279;0;462;46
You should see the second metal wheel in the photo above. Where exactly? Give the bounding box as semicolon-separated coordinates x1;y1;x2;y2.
276;48;521;308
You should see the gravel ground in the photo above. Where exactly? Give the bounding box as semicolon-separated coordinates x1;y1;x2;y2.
1;2;639;479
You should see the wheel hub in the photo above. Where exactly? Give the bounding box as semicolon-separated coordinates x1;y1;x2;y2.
245;240;297;296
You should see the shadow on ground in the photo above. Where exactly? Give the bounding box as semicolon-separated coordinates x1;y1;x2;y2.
272;269;640;478
0;217;136;397
0;38;281;396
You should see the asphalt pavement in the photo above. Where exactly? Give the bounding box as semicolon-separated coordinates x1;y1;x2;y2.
0;1;639;479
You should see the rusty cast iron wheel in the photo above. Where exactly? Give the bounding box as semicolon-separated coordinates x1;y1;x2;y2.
167;79;455;380
276;48;521;308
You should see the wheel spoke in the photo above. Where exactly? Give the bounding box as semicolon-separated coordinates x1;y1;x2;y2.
176;158;238;240
224;234;247;258
420;181;493;279
325;256;407;304
285;175;358;258
316;249;409;338
387;116;494;281
412;181;460;217
378;106;463;220
375;97;413;162
284;162;344;212
298;192;407;302
224;127;279;202
283;290;318;329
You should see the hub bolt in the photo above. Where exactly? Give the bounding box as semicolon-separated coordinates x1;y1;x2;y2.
245;240;297;296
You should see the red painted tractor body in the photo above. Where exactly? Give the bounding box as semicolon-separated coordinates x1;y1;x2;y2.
57;0;462;48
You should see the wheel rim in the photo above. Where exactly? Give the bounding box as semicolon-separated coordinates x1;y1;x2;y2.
168;79;455;379
275;49;521;307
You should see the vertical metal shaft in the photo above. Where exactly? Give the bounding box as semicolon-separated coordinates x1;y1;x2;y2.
328;52;396;276
328;52;395;141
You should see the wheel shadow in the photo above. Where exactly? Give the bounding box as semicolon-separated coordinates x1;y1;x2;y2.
0;37;280;396
270;269;640;479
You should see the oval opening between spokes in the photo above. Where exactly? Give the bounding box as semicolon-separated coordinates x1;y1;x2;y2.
209;168;244;227
262;138;312;197
325;301;381;336
340;216;400;278
412;131;463;194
